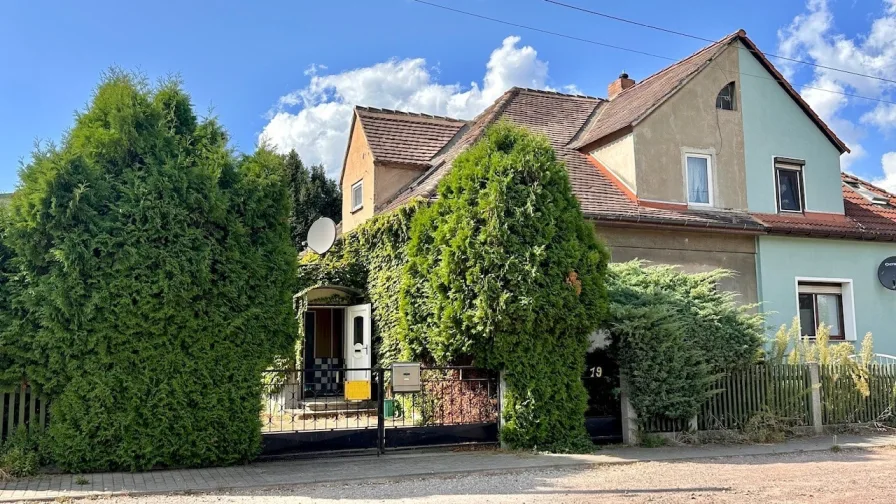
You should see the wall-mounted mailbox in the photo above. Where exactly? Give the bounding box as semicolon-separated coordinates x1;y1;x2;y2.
392;362;421;393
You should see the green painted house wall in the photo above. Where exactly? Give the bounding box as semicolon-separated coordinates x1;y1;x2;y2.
756;236;896;355
738;41;844;215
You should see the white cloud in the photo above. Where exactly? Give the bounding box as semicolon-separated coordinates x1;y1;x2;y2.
871;152;896;192
777;0;896;173
260;36;564;178
862;103;896;130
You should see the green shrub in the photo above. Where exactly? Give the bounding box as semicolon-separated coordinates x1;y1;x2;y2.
5;71;296;471
296;202;421;366
401;122;610;452
0;427;42;478
607;262;764;422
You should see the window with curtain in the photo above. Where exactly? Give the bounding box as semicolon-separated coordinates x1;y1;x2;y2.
686;154;712;205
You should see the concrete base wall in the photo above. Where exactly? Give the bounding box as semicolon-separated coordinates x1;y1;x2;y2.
595;224;759;305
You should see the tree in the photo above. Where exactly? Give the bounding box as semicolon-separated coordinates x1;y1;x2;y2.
284;150;341;251
401;121;610;452
5;71;296;471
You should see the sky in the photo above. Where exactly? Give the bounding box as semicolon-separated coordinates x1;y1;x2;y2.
2;0;896;193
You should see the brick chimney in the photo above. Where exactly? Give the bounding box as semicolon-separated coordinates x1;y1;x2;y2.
608;72;635;100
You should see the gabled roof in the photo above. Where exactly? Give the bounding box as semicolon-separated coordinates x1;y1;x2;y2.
752;173;896;241
339;107;466;185
381;88;765;233
570;30;849;154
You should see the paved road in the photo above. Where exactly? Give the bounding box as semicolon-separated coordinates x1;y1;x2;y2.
54;446;896;503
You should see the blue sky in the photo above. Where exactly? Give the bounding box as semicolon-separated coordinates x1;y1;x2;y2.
2;0;895;193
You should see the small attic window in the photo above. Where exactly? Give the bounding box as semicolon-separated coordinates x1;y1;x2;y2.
716;82;736;110
846;180;891;207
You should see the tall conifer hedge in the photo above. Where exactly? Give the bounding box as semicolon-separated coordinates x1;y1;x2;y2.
401;122;610;451
4;72;296;471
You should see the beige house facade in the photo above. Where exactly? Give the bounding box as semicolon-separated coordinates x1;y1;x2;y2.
335;31;856;307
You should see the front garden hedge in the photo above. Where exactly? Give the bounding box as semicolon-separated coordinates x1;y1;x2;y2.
3;72;296;471
401;122;610;451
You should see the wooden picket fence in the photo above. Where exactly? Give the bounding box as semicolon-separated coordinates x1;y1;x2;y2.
820;364;896;425
0;386;49;442
697;365;813;431
643;364;896;433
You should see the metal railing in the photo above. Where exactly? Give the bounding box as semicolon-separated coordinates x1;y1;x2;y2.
260;366;498;434
383;367;498;428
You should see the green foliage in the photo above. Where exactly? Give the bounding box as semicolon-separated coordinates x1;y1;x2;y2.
401;122;610;452
0;207;33;388
284;150;341;252
606;261;765;422
297;201;420;366
4;71;296;471
638;432;669;448
0;427;42;478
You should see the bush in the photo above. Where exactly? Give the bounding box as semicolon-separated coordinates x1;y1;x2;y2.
0;427;42;479
401;122;610;452
4;71;296;471
607;262;764;422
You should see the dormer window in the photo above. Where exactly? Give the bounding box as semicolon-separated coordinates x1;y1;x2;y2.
716;82;736;111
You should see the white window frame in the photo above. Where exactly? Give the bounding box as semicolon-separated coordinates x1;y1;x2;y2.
794;277;856;342
351;180;363;212
773;158;805;214
684;152;714;207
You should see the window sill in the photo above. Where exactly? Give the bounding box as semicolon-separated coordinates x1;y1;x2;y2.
350;205;364;214
687;203;713;209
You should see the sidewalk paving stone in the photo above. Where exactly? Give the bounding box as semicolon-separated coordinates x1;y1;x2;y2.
2;434;894;502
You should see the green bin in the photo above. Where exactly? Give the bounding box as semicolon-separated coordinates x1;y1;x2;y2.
384;399;395;418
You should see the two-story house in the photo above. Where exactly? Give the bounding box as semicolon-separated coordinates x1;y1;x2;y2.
336;29;896;356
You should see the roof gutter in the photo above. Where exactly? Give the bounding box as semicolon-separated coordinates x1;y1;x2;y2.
586;213;766;235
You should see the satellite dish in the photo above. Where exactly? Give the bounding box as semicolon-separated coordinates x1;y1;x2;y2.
878;256;896;291
306;217;336;255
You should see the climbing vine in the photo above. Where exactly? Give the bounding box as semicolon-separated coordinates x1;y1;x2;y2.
297;201;422;366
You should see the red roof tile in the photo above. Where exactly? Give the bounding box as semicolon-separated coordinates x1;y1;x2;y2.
753;173;896;241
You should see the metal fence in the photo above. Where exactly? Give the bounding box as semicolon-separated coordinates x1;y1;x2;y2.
1;386;49;442
260;366;498;434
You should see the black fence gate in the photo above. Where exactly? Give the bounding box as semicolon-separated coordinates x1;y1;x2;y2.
260;366;499;457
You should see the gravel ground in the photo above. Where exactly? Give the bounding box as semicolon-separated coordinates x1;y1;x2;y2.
52;447;896;504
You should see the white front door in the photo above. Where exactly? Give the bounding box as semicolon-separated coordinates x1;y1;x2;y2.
344;304;372;382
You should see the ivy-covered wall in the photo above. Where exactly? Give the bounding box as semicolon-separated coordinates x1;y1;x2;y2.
297;201;422;366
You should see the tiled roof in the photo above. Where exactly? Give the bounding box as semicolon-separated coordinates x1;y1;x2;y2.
355;107;465;167
572;32;739;150
753;173;896;241
570;31;848;154
381;88;765;232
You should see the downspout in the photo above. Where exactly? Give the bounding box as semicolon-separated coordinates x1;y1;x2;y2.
754;234;766;326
